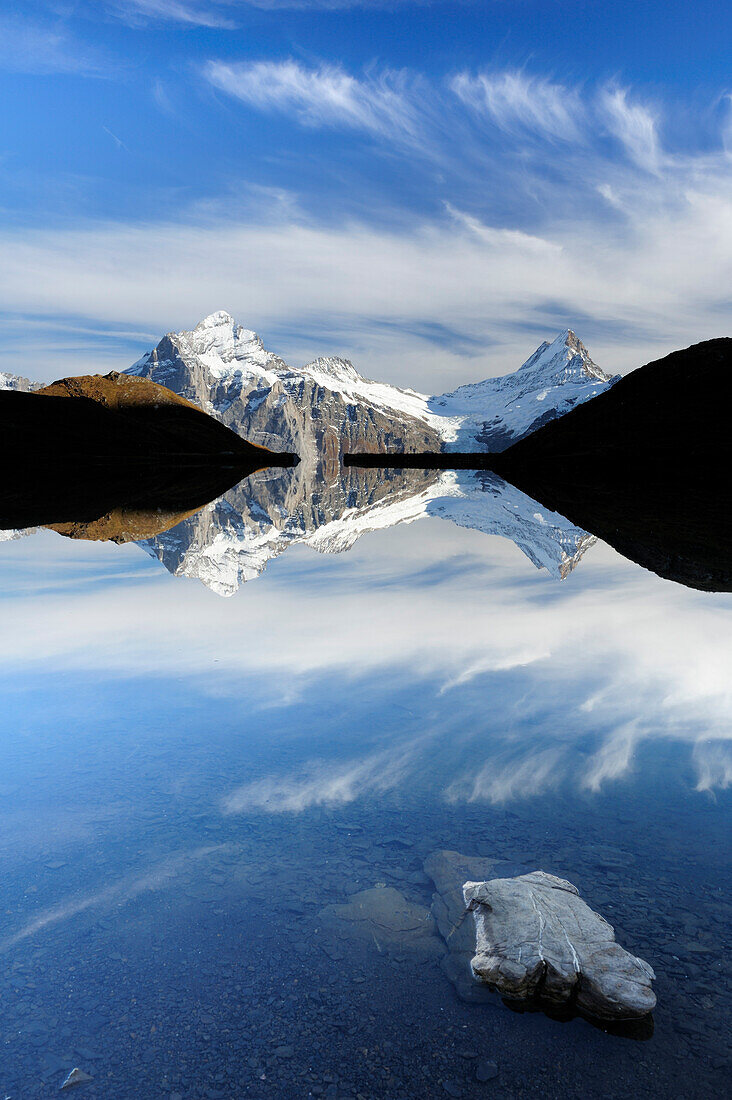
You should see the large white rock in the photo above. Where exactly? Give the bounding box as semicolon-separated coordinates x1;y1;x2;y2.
464;871;656;1020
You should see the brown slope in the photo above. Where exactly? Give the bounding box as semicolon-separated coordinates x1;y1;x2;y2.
37;371;202;409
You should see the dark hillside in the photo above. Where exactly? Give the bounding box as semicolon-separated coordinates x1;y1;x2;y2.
0;371;298;533
491;339;732;590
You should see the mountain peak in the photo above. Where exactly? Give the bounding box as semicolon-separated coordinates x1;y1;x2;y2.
302;356;362;385
196;310;235;329
516;328;614;384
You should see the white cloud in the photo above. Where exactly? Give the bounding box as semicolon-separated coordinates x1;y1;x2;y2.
445;747;565;805
1;528;731;805
205;59;423;141
1;65;730;389
1;163;730;389
599;86;662;172
582;721;638;792
451;70;584;142
694;741;732;794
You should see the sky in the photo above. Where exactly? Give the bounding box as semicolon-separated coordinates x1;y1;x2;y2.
1;0;731;387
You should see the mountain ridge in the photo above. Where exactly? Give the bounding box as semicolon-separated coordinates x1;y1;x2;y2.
124;312;619;465
137;466;595;597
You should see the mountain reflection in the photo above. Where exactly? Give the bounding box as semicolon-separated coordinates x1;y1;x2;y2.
4;451;731;595
136;465;594;595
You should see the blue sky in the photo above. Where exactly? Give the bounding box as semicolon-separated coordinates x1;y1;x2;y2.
1;0;731;386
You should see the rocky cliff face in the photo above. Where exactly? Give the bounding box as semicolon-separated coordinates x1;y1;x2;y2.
126;312;442;482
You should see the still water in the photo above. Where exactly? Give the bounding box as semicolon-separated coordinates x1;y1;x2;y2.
0;476;730;1098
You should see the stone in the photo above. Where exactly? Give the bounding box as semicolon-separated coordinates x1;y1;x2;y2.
318;887;443;958
475;1060;499;1082
464;871;656;1020
60;1067;93;1089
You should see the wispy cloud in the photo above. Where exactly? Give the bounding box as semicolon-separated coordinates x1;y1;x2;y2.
0;15;109;76
0;845;226;949
582;720;638;791
451;70;585;142
445;747;565;805
1;159;730;387
1;530;731;804
694;741;732;794
102;124;128;151
599;86;662;172
110;0;238;27
2;64;731;387
205;59;424;142
113;0;438;24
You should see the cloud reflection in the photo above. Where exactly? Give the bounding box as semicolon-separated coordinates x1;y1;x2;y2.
694;741;732;795
1;526;731;801
0;845;227;950
223;747;414;813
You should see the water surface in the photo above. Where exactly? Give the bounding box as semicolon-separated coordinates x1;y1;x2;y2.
0;488;730;1098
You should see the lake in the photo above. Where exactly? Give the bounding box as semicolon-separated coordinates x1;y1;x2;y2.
0;470;729;1099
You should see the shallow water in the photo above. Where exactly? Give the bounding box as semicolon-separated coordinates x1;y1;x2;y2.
0;497;730;1098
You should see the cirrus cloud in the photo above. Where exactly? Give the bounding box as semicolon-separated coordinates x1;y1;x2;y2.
450;70;585;142
205;58;426;142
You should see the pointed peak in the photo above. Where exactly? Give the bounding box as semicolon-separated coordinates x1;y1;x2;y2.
547;327;575;349
516;329;615;383
196;310;235;329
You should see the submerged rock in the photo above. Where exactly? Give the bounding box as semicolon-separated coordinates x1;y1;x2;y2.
60;1067;93;1089
318;886;443;958
464;871;656;1020
424;849;516;1003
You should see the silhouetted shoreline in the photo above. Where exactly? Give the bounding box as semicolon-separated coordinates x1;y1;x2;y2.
344;452;500;469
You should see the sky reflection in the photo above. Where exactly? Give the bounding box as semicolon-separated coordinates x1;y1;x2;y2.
0;520;730;811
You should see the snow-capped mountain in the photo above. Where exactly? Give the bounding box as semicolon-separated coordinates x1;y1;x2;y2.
0;371;37;392
138;465;594;596
431;329;617;450
126;312;618;461
0;312;608;589
123;313;604;592
126;311;443;474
